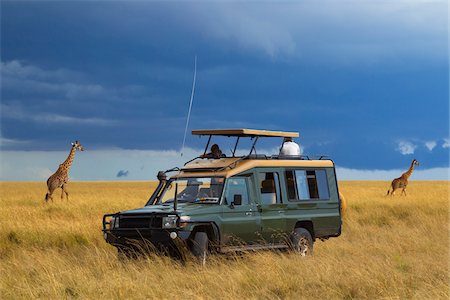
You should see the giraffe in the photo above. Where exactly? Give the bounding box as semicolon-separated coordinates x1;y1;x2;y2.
45;141;84;202
386;159;419;196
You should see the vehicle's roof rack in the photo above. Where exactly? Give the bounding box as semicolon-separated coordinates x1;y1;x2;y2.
214;154;331;172
192;128;299;138
180;154;331;173
272;155;329;160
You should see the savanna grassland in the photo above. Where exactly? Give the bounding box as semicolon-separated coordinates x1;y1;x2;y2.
0;181;448;299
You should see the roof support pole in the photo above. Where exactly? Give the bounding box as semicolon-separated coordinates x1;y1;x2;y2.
173;182;178;212
249;136;259;156
279;139;285;154
203;135;212;156
232;137;240;157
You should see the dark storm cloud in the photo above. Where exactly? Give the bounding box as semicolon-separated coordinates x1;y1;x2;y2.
1;0;448;171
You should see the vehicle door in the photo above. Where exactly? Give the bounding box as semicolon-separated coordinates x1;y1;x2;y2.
256;171;287;244
221;176;261;246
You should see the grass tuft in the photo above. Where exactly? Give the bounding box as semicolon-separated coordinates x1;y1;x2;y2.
393;254;411;273
64;286;78;298
7;231;21;244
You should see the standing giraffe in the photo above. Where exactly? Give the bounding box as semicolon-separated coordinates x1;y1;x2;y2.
386;159;419;196
45;141;84;202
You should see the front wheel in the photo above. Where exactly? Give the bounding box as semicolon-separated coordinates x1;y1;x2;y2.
291;228;314;256
191;232;208;265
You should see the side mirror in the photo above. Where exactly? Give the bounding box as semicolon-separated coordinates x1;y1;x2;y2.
233;194;242;206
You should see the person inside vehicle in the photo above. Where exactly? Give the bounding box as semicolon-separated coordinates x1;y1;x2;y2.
194;178;224;201
195;177;224;199
201;144;226;159
177;179;201;201
210;177;224;197
279;137;300;156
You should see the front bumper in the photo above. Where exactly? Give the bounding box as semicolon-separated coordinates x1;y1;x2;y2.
103;228;191;247
102;213;191;250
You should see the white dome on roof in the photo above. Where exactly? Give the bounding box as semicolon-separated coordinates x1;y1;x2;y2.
280;141;301;156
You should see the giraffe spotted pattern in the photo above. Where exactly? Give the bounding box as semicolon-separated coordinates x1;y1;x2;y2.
45;141;84;202
387;159;419;196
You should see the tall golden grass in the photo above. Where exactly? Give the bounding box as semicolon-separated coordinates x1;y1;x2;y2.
0;181;448;299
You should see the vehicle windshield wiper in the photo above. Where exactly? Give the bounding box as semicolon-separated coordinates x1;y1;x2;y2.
164;199;190;204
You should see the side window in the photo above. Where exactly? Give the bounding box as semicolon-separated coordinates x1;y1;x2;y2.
315;170;330;199
160;182;176;203
289;169;330;201
295;170;310;200
285;170;297;200
306;170;319;199
258;172;282;205
223;177;249;205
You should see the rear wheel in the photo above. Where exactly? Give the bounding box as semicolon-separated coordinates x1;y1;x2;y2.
191;232;208;265
291;228;313;256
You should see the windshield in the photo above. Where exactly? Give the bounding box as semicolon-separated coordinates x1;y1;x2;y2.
155;177;225;205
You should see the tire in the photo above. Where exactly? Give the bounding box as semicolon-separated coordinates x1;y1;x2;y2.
191;232;208;265
291;228;314;256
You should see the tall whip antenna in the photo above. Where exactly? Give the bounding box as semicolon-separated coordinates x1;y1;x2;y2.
181;56;197;157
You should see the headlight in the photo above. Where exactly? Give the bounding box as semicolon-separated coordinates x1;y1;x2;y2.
162;215;178;229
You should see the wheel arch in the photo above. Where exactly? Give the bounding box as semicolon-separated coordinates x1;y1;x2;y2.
294;220;315;240
188;222;221;248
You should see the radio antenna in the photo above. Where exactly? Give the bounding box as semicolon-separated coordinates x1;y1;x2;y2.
181;56;197;157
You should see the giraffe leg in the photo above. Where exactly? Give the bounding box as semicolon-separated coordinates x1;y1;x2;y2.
46;189;55;202
401;188;406;196
61;184;69;201
391;188;396;196
45;185;53;202
389;180;398;196
46;178;61;203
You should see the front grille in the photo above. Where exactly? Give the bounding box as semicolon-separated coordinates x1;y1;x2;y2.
151;217;162;228
119;215;163;229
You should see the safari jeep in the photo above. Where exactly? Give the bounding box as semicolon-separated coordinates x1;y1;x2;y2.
102;129;343;262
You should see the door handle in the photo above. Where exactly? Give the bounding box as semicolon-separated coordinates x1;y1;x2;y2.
278;211;284;214
257;205;262;212
245;212;253;216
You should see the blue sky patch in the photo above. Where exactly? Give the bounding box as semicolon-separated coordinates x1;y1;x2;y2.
0;1;448;180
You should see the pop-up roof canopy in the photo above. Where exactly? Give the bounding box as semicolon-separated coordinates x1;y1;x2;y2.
191;128;299;138
190;128;300;158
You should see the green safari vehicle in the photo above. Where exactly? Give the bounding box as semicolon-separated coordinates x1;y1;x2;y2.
102;129;343;262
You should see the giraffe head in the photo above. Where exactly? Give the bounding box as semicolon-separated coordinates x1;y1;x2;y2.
71;141;84;151
412;159;419;166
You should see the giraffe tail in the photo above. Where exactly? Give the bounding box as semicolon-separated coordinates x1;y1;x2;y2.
386;185;392;196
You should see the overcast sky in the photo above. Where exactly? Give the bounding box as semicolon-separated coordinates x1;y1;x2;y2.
1;0;449;181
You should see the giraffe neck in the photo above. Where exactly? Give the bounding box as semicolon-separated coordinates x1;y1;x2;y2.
60;146;76;172
402;162;415;179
